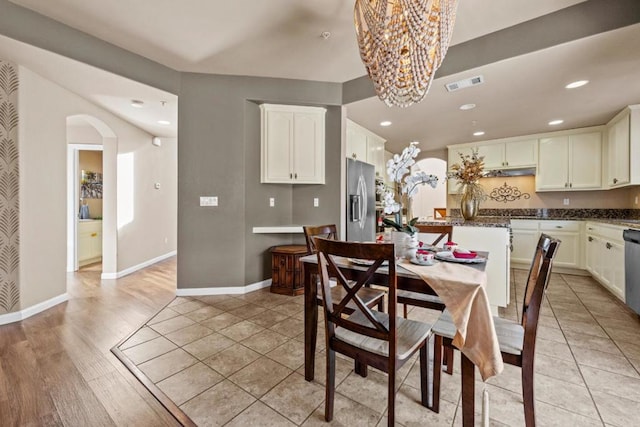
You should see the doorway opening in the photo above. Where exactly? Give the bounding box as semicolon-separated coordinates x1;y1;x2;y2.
66;115;117;277
411;158;448;219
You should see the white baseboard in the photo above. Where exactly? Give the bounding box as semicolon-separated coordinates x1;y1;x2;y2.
176;279;272;297
101;251;177;280
0;293;69;325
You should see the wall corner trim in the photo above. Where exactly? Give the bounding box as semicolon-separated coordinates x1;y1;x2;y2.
101;251;177;280
0;293;69;325
175;279;272;297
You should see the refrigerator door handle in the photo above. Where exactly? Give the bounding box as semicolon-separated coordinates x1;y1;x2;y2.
357;174;367;230
350;195;361;222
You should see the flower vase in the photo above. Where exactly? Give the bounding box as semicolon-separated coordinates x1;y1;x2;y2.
460;184;480;220
390;231;418;260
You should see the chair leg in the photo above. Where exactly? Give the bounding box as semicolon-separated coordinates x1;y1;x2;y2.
325;349;335;422
445;346;454;375
377;298;384;313
461;353;475;427
355;360;368;377
432;334;442;413
403;303;408;318
387;367;396;427
522;357;536;427
419;342;429;408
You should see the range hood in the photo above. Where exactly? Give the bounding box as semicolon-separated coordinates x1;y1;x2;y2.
484;167;536;177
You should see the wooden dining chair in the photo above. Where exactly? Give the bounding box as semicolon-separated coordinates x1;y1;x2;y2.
431;234;561;427
396;224;453;318
303;225;385;314
314;238;433;426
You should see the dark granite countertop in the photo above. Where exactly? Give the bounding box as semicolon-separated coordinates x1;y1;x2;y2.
418;217;511;228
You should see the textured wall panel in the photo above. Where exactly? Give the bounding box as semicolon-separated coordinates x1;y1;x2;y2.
0;60;19;314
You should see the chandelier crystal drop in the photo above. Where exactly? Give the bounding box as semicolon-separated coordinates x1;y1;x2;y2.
354;0;459;108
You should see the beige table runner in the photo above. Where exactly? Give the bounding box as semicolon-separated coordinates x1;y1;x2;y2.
399;259;504;381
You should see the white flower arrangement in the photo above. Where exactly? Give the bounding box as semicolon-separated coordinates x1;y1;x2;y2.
376;142;439;233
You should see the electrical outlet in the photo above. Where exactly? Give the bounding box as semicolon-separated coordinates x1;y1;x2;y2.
313;197;319;207
200;196;218;206
269;197;275;207
563;198;570;206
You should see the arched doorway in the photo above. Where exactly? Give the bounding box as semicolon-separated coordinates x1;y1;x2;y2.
66;114;117;277
411;158;448;219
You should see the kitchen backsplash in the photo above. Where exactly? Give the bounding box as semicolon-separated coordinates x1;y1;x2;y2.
447;176;639;210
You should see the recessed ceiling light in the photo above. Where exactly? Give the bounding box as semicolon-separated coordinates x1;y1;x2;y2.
459;103;476;110
157;120;171;125
548;119;564;126
473;131;485;136
410;141;420;145
320;31;331;40
131;100;144;108
380;121;392;127
565;80;589;89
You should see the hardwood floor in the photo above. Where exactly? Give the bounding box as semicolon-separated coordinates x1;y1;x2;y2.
0;258;180;426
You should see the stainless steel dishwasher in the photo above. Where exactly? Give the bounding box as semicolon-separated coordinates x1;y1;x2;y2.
624;229;640;315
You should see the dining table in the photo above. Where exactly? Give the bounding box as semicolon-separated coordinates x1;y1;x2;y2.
301;250;504;426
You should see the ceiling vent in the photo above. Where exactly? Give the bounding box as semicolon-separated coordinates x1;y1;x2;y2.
445;75;485;92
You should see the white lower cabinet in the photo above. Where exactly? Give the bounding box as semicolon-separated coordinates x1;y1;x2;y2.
584;222;625;301
511;220;583;269
78;220;102;267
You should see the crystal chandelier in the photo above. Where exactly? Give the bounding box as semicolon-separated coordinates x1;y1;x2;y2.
354;0;459;108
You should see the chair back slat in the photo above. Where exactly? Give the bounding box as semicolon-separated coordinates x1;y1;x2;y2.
315;238;396;343
415;224;453;246
520;234;560;344
303;225;338;254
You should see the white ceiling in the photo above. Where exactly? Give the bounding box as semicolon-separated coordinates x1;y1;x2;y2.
4;0;639;153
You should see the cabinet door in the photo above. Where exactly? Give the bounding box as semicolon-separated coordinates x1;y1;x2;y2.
505;139;537;168
477;143;504;169
367;135;385;179
585;234;598;277
293;111;324;183
545;230;581;269
346;123;368;162
610;240;625;302
569;132;601;189
262;110;294;182
608;113;630;187
537;137;569;190
511;229;539;264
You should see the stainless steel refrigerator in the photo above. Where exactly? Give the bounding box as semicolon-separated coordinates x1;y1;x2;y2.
346;158;376;242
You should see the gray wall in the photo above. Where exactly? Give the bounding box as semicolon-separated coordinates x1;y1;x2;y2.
178;73;342;288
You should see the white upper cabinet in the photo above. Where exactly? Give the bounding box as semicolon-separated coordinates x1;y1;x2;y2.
536;131;601;191
346;119;386;178
476;139;537;170
261;104;325;184
607;112;630;187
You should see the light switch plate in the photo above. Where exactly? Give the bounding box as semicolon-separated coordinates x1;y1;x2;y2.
313;197;319;207
563;198;570;206
269;197;275;207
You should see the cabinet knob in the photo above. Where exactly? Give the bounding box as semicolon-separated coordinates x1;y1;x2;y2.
613;178;618;184
290;173;293;179
352;153;357;159
564;182;568;188
294;173;298;179
569;183;572;188
91;232;97;237
505;161;508;166
588;236;593;242
606;242;612;249
555;225;563;228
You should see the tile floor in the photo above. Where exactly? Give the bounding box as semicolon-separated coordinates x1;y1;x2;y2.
116;271;640;426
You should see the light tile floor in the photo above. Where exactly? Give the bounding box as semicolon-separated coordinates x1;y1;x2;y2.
116;271;640;426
